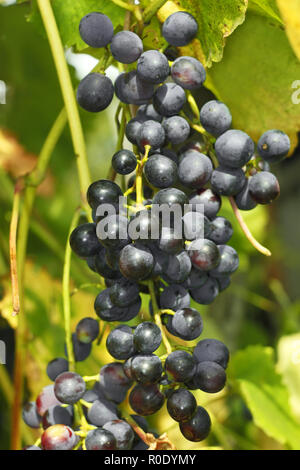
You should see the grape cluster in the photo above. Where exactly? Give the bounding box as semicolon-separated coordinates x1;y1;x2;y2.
23;9;290;451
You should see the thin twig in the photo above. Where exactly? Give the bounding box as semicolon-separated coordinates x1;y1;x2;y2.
63;209;81;372
9;182;22;316
229;197;271;257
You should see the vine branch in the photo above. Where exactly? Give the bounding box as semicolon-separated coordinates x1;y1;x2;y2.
229;197;271;257
36;0;92;207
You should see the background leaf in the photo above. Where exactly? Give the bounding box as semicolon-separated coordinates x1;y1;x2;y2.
208;12;300;150
229;345;300;449
248;0;283;24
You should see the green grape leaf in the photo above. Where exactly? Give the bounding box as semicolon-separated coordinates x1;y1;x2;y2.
159;0;248;67
142;16;168;51
27;0;125;51
229;345;300;450
248;0;283;24
208;12;300;151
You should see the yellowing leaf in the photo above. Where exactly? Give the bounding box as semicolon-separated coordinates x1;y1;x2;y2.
277;0;300;61
229;346;300;450
158;0;248;67
208;12;300;151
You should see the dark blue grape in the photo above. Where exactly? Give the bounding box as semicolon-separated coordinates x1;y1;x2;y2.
115;71;154;105
77;73;114;113
144;154;177;189
249;171;280;204
200;100;232;137
22;402;41;429
106;325;135;360
79;13;113;48
131;354;163;384
103;420;135;450
178;150;213;189
137;120;165;150
235;178;257;211
129;384;164;416
210;245;239;278
258;130;290;163
42;405;73;429
47;358;69;382
170;308;203;341
164;250;192;283
85;428;117;450
111;31;143;64
171;56;205;90
160;284;191;311
165;350;196;382
209;217;233;245
87;399;119;427
136;104;162;123
167;389;197;422
189;188;221;220
153;83;186;117
87;180;122;211
112;149;137;175
193;338;230;369
54;372;86;405
179;406;211;441
76;317;99;344
133;322;162;354
190;277;219;305
119;243;154;281
137;50;169;84
100;362;133;404
162;12;198;46
163;116;190;145
69;223;99;258
187;239;220;271
215;130;254;168
211;166;246;196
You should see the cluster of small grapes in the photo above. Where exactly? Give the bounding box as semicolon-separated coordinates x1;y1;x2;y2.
22;10;290;451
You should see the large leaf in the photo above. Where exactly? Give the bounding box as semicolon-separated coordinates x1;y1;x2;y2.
208;12;300;151
229;346;300;449
248;0;283;24
276;0;300;61
157;0;248;67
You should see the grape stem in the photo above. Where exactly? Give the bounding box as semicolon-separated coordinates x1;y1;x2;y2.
110;0;143;24
148;280;173;355
186;91;200;121
62;209;82;372
9;182;22;316
143;0;169;23
136;145;151;208
36;0;92;213
10;110;67;451
229;197;272;257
